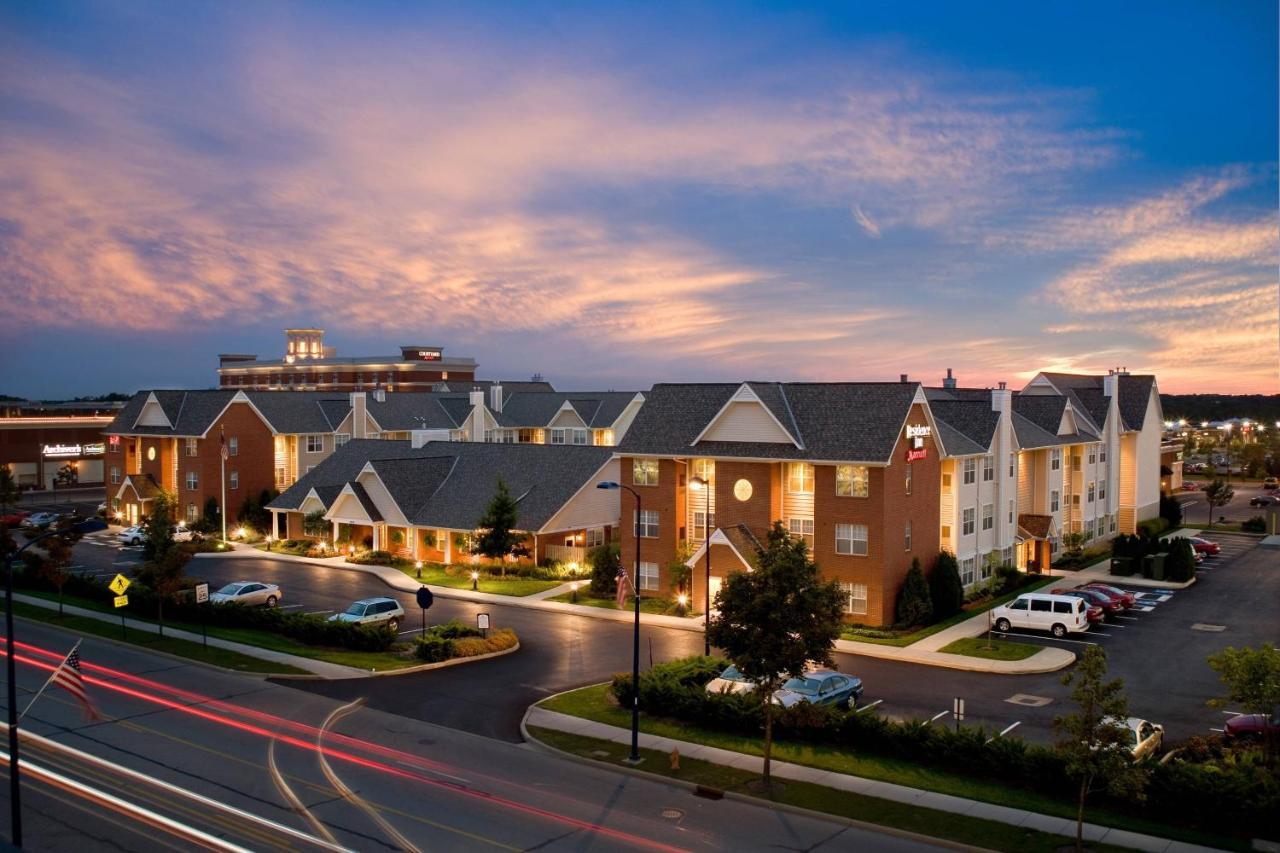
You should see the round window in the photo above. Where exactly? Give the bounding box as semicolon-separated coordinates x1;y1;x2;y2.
733;478;753;502
146;446;156;461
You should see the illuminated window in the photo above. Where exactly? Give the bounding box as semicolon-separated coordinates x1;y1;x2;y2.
905;463;913;495
638;562;660;591
835;465;869;497
904;521;912;551
787;518;814;548
1087;482;1096;502
633;458;659;486
839;582;867;615
185;438;198;457
786;462;814;494
186;504;199;523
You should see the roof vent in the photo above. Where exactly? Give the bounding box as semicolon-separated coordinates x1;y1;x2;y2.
900;374;909;383
943;368;957;390
998;381;1007;390
372;388;386;403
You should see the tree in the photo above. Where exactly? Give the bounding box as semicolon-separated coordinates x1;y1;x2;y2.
192;496;220;535
1208;644;1280;761
237;488;277;536
1203;479;1234;527
141;491;176;562
929;551;964;620
54;463;79;489
139;547;191;638
472;478;523;576
1158;492;1183;529
895;557;933;628
1061;531;1087;560
1163;537;1195;582
667;541;694;597
37;517;84;616
0;465;18;512
588;542;620;596
706;522;844;786
302;510;330;541
1055;646;1148;853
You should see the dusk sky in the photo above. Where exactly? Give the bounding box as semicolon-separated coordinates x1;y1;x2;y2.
1;1;1275;398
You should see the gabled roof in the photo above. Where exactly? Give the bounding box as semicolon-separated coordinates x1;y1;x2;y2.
925;395;1000;457
684;523;763;570
1012;394;1067;435
107;390;349;437
1117;375;1156;431
1011;412;1068;449
618;382;921;464
1017;514;1055;540
493;391;642;429
365;393;471;431
342;481;384;523
1028;372;1157;432
270;439;433;510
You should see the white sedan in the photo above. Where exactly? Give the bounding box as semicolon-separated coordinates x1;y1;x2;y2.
209;582;282;607
118;526;145;546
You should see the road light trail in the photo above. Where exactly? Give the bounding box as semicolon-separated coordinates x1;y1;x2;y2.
267;737;344;848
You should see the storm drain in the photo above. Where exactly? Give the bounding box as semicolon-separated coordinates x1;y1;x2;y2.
1005;694;1053;708
1191;623;1227;632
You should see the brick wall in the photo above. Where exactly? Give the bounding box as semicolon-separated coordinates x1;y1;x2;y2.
712;460;780;543
179;403;277;526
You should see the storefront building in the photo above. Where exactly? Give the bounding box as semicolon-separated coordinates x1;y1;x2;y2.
0;404;120;491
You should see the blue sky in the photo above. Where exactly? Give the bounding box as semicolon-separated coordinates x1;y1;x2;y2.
1;0;1275;397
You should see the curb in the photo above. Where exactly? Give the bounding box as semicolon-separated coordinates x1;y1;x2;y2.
270;639;522;681
518;701;991;853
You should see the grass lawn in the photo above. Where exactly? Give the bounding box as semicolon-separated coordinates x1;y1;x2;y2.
391;563;562;596
537;684;1244;850
546;591;699;617
529;726;1143;853
937;636;1042;661
841;575;1058;647
14;602;309;675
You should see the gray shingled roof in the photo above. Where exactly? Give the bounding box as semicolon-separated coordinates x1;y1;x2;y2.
1012;394;1067;434
617;382;920;463
106;390;351;437
927;398;999;456
344;481;384;523
493;391;641;429
1011;412;1068;449
365;393;471;431
270;440;430;510
1118;375;1156;431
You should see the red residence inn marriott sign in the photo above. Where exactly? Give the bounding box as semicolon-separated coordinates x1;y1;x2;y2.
905;424;930;462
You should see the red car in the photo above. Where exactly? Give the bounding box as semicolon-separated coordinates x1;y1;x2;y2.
1180;482;1200;491
1224;710;1279;742
0;511;28;528
1083;583;1137;609
1051;589;1109;622
1187;537;1220;556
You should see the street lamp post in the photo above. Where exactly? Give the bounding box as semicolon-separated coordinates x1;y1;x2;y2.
597;480;642;763
690;475;712;656
4;516;106;847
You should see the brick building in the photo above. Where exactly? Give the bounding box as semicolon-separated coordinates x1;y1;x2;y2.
0;401;122;491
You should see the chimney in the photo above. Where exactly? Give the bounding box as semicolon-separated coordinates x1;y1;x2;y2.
900;373;909;383
992;386;1012;412
349;392;367;439
1103;373;1118;398
998;381;1006;390
469;388;485;408
489;383;504;413
372;388;386;403
943;368;957;390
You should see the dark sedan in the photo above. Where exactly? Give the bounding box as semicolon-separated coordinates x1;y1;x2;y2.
1051;589;1109;623
1083;583;1136;609
773;670;864;709
1224;710;1279;742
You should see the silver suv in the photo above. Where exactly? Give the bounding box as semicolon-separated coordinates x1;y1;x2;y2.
328;597;404;631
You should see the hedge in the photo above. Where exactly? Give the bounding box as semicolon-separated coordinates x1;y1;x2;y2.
413;620;518;661
610;657;1279;839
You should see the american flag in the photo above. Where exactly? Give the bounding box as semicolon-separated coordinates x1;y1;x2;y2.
219;426;229;461
51;644;99;720
615;563;633;609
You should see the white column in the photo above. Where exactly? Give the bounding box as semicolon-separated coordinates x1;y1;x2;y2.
372;524;381;551
443;530;452;565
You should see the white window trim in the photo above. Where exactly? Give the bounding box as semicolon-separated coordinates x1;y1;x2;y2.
835;523;868;556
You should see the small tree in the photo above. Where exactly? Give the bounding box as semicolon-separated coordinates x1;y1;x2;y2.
472;478;522;576
1164;537;1195;582
1061;531;1087;560
1055;646;1147;852
895;557;933;628
1208;644;1280;762
54;463;79;489
667;541;694;598
706;522;844;786
141;491;176;562
0;466;18;512
144;547;191;638
37;518;84;616
588;542;620;596
237;488;277;536
302;510;330;541
1158;492;1183;529
1203;479;1234;527
199;496;221;534
929;551;964;620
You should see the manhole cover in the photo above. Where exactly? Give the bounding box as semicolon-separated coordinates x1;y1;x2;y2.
661;809;684;820
1005;694;1053;708
1191;623;1226;632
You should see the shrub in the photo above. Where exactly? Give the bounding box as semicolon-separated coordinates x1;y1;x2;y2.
994;563;1022;595
1164;537;1196;582
588;543;621;596
414;634;453;662
894;558;932;628
349;550;408;568
929;552;964;620
412;622;517;660
1136;517;1169;538
1241;515;1266;534
1159;492;1183;529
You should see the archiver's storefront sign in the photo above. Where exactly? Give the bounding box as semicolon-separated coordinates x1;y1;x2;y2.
42;442;104;458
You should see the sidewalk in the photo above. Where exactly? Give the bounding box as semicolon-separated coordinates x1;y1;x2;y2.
200;548;1078;673
523;706;1226;853
13;592;371;679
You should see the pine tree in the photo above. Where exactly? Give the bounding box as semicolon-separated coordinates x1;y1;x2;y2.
929;551;964;619
895;557;933;628
473;478;522;576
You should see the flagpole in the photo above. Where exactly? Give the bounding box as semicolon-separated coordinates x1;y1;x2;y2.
19;640;79;721
220;425;227;542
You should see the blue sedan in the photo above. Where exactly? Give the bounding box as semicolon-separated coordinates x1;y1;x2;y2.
773;669;863;709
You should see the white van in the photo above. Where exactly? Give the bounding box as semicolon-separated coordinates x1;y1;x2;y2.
991;593;1091;638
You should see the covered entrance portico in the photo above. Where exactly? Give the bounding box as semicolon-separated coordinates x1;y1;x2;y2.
685;524;763;610
324;482;383;552
114;474;161;525
1017;514;1057;573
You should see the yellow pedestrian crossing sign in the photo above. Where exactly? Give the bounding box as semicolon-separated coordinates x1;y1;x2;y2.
109;574;131;596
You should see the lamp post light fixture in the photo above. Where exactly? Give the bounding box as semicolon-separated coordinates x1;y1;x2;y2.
470;570;479;591
689;475;712;655
677;592;688;614
597;479;643;763
570;580;580;603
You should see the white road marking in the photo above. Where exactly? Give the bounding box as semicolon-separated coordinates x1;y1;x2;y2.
926;710;949;725
856;699;883;714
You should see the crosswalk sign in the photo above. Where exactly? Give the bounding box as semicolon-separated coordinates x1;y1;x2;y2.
109;574;131;596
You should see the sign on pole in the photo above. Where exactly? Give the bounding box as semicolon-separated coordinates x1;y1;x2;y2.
953;697;965;731
416;586;434;639
109;574;131;596
195;583;209;604
477;612;490;637
113;595;128;608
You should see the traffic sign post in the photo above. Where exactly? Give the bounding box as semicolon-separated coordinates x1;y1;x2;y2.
415;586;434;639
195;584;210;647
477;612;490;639
109;573;131;597
113;590;130;639
953;697;965;732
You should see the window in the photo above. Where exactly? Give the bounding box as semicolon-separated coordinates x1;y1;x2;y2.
1008;500;1014;524
1088;448;1096;465
1072;494;1081;507
961;557;975;585
942;471;952;489
962;458;976;485
229;436;238;456
1087;482;1096;502
835;464;869;497
586;528;605;549
904;521;912;551
787;518;814;548
786;462;814;494
186;504;198;523
572;429;589;446
835;523;868;556
982;455;994;482
109;440;119;454
1051;449;1061;471
110;466;120;485
980;553;993;580
1008;453;1015;477
1100;445;1107;463
1050;490;1060;512
982;504;993;531
1031;598;1052;613
636;510;659;538
633;458;659;486
1002;546;1013;566
692;510;716;541
1086;520;1096;540
839;582;868;615
962;507;975;536
1053;600;1072;614
1098;480;1107;500
306;435;324;453
1008;598;1028;611
550;428;566;445
1109;515;1117;533
186;471;198;490
335;433;350;447
229;470;239;490
1072;454;1081;472
185;438;198;457
904;463;913;495
638;562;660;591
941;524;951;539
368;432;380;440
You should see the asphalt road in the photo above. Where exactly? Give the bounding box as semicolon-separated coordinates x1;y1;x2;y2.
1;619;947;852
1178;479;1278;525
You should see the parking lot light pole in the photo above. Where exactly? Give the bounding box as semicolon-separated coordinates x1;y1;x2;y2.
690;476;711;656
597;480;642;763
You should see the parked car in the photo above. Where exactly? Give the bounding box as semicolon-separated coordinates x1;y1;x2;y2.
773;669;863;709
118;526;145;546
22;512;60;529
1223;709;1279;742
1187;537;1220;556
209;581;282;607
328;597;404;630
1263;477;1279;490
1082;583;1136;609
991;592;1091;638
705;665;757;695
172;526;200;542
1051;588;1112;622
1180;481;1201;491
1115;717;1164;761
96;501;108;516
1249;494;1280;508
0;511;29;527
